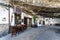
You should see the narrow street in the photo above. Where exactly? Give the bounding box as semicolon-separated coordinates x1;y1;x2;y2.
0;0;60;40
0;26;60;40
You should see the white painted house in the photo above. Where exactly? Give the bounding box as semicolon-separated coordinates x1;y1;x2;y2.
0;6;15;35
0;0;10;35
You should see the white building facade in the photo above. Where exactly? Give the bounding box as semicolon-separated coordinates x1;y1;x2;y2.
0;0;10;35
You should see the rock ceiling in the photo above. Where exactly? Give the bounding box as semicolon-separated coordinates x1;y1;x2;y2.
37;0;60;8
13;0;60;18
48;0;60;2
1;0;60;18
42;0;60;8
14;0;60;8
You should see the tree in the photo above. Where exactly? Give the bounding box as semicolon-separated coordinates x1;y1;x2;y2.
33;15;38;24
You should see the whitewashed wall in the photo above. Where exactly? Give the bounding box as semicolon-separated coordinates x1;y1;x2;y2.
44;18;50;25
0;5;9;24
50;18;60;24
10;8;15;26
22;12;33;25
44;18;60;25
37;19;42;26
0;6;15;34
0;5;9;34
23;12;32;18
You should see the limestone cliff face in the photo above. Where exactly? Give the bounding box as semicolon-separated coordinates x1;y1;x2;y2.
13;0;60;8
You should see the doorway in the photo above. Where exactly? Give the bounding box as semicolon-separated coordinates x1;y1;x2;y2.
43;21;45;25
15;13;21;25
24;17;27;28
29;18;32;27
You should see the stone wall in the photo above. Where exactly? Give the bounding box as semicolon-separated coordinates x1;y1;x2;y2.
0;24;9;35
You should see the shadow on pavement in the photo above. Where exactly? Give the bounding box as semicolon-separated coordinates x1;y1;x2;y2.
49;28;60;34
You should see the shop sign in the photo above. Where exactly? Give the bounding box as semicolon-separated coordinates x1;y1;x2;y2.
14;6;22;14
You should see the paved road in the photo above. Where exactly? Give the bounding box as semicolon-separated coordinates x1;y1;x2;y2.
34;26;60;40
0;26;60;40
